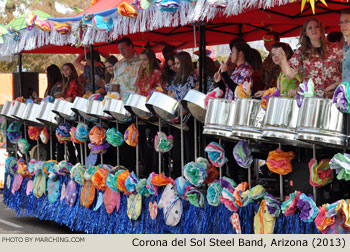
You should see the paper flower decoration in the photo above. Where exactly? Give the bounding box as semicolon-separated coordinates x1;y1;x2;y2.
35;20;51;32
183;161;207;187
206;182;222;206
89;125;106;145
25;12;37;30
75;123;89;143
296;79;315;107
92;15;113;32
266;148;295;175
124;123;139;147
118;2;138;17
260;87;280;110
308;158;333;187
233;140;253;169
297;193;319;222
154;131;173;153
330;153;350;181
106;128;124;147
40;128;50;144
333;82;350;113
204;87;223;108
281;191;302;216
56;123;71;143
155;0;180;13
264;193;281;217
53;22;71;35
28;126;41;141
205;142;228;167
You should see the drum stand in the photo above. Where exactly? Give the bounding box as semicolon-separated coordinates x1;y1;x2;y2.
312;143;317;204
194;118;198;160
158;118;162;174
83;119;88;166
49;127;53;160
36;139;40;161
99;119;103;166
63;119;67;161
116;121;120;169
136;117;139;177
218;138;223;181
180;105;184;176
278;143;284;201
23;122;28;161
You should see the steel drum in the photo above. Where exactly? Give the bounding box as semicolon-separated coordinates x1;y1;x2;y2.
36;101;58;127
23;103;43;127
296;97;347;148
9;101;27;121
71;97;88;115
103;97;132;123
0;101;13;119
262;97;311;147
146;91;188;130
86;100;112;120
203;98;239;140
52;99;75;120
231;98;268;141
182;89;206;123
125;93;153;120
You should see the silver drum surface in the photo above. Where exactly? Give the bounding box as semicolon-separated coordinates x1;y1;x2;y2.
203;98;239;141
231;98;267;141
52;99;75;120
37;101;58;127
124;93;153;120
182;89;207;123
103;98;132;123
296;97;346;147
10;101;27;121
87;100;112;120
0;101;13;119
23;103;43;127
262;97;311;147
146;92;179;121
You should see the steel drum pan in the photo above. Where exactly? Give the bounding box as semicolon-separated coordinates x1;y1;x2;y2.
52;99;75;120
86;100;112;120
23;103;43;127
125;93;153;120
103;97;132;123
182;89;206;123
231;98;268;142
0;101;14;119
145;91;189;130
9;101;27;121
203;98;239;141
36;101;58;127
296;97;347;148
262;97;311;147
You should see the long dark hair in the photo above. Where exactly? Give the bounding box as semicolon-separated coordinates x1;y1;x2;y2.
161;53;176;83
105;55;118;83
45;64;62;96
299;17;327;58
62;63;79;96
136;48;159;85
231;42;253;67
174;51;193;85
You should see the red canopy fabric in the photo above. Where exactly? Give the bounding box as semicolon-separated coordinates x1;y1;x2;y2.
23;1;349;55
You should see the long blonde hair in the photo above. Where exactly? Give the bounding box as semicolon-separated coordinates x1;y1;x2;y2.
299;17;327;58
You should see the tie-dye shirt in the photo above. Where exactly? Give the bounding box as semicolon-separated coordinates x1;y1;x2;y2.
224;63;253;100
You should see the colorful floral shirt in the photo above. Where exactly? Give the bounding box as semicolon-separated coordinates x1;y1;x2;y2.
261;53;281;89
289;43;342;98
135;68;162;96
112;54;140;97
65;79;80;100
225;63;253;100
166;73;197;101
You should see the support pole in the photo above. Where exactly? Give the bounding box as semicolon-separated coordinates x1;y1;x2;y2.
218;138;222;181
158;118;162;174
64;119;67;161
312;143;317;204
180;105;184;175
18;53;22;98
37;139;40;161
49;127;53;160
194;118;197;160
23;123;28;161
116;121;120;168
84;119;87;165
247;140;252;189
136;117;139;177
279;143;283;201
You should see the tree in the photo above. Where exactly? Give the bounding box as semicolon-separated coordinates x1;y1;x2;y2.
0;0;90;73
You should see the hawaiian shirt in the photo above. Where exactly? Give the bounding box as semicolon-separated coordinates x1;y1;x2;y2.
112;54;140;97
261;53;281;89
135;68;162;96
166;73;197;101
289;43;342;98
225;63;253;100
277;72;301;97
